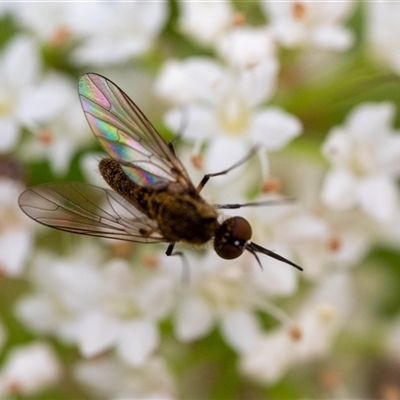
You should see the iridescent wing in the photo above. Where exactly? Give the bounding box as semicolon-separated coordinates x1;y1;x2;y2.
18;182;166;243
78;73;193;190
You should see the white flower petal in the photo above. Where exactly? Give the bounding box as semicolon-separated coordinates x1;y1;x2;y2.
220;310;261;354
346;102;395;139
0;118;18;152
117;320;159;366
178;1;233;46
15;296;62;335
217;27;276;70
164;105;216;141
0;342;61;396
251;249;297;296
250;107;302;150
204;137;248;177
155;58;224;104
0;228;31;277
240;332;293;383
174;296;213;342
240;59;279;106
137;276;174;320
357;176;398;221
313;25;354;50
3;36;39;88
74;312;121;358
376;135;400;175
321;127;351;167
320;170;358;210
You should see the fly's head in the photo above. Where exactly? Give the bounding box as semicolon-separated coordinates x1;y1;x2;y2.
214;216;252;260
214;216;303;271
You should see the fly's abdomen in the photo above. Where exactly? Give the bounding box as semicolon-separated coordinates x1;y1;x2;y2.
99;158;152;213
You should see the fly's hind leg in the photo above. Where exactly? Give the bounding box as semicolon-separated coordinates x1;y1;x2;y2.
196;146;259;193
166;243;190;283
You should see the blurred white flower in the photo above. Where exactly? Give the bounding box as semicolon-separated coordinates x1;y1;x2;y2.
251;200;371;280
240;272;353;383
71;2;168;66
366;2;400;75
177;0;234;46
10;3;81;46
75;355;175;400
0;178;32;277
260;0;355;51
18;73;90;175
162;250;298;354
321;102;400;222
155;57;302;176
16;249;174;367
217;26;277;69
0;342;61;397
0;35;57;152
12;2;167;66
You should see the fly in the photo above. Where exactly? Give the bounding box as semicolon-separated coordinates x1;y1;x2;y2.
18;73;302;272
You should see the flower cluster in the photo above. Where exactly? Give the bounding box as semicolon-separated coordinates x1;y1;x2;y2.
2;1;400;398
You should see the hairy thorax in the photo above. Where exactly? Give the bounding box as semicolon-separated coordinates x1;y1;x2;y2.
99;158;219;244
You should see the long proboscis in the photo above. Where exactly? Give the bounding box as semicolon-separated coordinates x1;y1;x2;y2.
246;241;303;271
215;198;295;209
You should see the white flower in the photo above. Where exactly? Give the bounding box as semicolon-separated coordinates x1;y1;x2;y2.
240;272;353;383
216;26;277;69
75;355;175;400
162;250;298;354
155;57;302;177
260;0;355;51
0;178;33;277
18;73;91;175
366;2;400;75
0;342;61;397
177;0;234;46
0;35;57;152
10;3;81;46
71;2;168;65
321;102;400;222
16;249;174;367
252;200;371;280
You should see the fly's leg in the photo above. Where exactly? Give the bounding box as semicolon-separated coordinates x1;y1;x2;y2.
196;146;259;193
166;243;190;283
168;106;189;156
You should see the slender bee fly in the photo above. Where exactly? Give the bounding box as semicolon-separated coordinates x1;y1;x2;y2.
18;73;302;272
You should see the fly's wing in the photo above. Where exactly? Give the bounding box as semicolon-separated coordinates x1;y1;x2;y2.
18;182;166;243
79;73;193;190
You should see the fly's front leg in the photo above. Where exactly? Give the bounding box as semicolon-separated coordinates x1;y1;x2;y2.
196;146;259;193
168;106;189;156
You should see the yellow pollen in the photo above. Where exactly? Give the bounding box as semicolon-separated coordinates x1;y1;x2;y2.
217;94;249;135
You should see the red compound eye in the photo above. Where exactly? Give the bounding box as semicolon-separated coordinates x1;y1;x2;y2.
214;217;252;260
